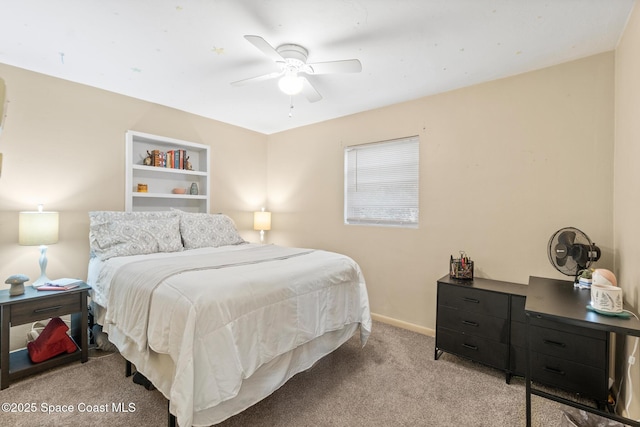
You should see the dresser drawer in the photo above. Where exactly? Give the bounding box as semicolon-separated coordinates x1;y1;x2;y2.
530;352;607;400
437;305;509;343
529;315;606;340
510;295;527;323
10;293;82;325
436;328;507;370
529;325;606;368
438;284;509;319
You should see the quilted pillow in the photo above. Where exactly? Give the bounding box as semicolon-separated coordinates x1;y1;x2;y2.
89;211;183;260
172;210;245;249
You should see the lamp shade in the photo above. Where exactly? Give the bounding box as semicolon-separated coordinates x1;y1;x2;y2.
19;211;59;245
253;211;272;231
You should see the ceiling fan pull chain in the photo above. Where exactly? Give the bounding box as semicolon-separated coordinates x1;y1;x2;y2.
288;97;294;118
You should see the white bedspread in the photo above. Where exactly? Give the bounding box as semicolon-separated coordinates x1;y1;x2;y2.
96;244;371;427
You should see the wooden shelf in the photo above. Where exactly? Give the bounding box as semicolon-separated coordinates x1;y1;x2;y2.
9;339;81;381
132;164;208;176
132;192;207;200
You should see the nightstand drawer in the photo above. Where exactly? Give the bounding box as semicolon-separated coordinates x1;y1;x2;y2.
437;327;507;370
10;293;82;325
437;305;508;342
438;284;509;318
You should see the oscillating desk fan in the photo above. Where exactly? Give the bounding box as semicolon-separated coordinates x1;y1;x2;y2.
547;227;601;283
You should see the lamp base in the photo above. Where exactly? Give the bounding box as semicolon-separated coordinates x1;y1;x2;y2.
32;245;51;288
32;274;50;288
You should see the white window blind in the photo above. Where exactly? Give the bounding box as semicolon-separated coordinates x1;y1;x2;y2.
344;136;419;227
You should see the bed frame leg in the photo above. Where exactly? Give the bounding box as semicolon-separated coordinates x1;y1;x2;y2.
126;359;173;424
168;401;176;427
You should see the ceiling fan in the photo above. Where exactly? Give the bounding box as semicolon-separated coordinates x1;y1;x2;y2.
230;35;362;103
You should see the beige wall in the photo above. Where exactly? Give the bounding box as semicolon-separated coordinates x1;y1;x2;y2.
267;52;615;331
614;3;640;420
0;62;268;292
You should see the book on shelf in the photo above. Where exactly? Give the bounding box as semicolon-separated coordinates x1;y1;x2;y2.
37;278;82;291
152;150;159;167
149;148;188;170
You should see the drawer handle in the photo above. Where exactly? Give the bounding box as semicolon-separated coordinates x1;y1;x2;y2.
33;305;63;314
544;366;565;376
543;339;566;348
462;297;480;304
462;343;478;351
462;320;479;327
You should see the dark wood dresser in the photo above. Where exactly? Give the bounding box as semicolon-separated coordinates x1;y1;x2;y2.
435;275;527;382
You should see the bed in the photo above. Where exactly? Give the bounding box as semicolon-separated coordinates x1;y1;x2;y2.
86;210;372;427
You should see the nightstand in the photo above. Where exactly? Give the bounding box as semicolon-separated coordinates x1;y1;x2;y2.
0;283;90;389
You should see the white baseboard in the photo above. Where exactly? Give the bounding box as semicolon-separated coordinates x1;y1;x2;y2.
371;312;435;337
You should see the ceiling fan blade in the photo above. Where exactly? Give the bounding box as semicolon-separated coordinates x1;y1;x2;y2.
244;35;284;63
305;59;362;75
301;78;322;103
230;71;283;87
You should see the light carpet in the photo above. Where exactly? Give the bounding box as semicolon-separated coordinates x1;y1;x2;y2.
0;321;592;426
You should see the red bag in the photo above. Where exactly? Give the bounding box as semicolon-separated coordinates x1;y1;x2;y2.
26;317;77;363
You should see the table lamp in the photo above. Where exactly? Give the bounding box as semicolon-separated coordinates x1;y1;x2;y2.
253;208;271;244
19;205;59;287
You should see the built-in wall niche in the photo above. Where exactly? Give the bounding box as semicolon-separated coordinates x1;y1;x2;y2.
125;130;210;213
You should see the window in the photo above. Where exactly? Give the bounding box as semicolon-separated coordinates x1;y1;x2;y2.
344;136;419;228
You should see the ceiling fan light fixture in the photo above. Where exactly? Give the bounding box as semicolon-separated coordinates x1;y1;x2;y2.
234;36;359;103
278;71;303;95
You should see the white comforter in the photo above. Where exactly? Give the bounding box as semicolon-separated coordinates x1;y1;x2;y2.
92;244;371;427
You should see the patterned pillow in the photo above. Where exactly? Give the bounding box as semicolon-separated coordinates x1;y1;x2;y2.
172;210;245;249
89;211;183;260
89;210;177;223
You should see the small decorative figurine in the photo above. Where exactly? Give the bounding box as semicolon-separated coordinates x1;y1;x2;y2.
185;156;192;170
5;274;29;296
143;151;153;166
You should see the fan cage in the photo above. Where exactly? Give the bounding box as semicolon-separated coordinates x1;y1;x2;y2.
547;227;600;277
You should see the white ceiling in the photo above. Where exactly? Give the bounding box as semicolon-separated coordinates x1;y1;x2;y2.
0;0;635;135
